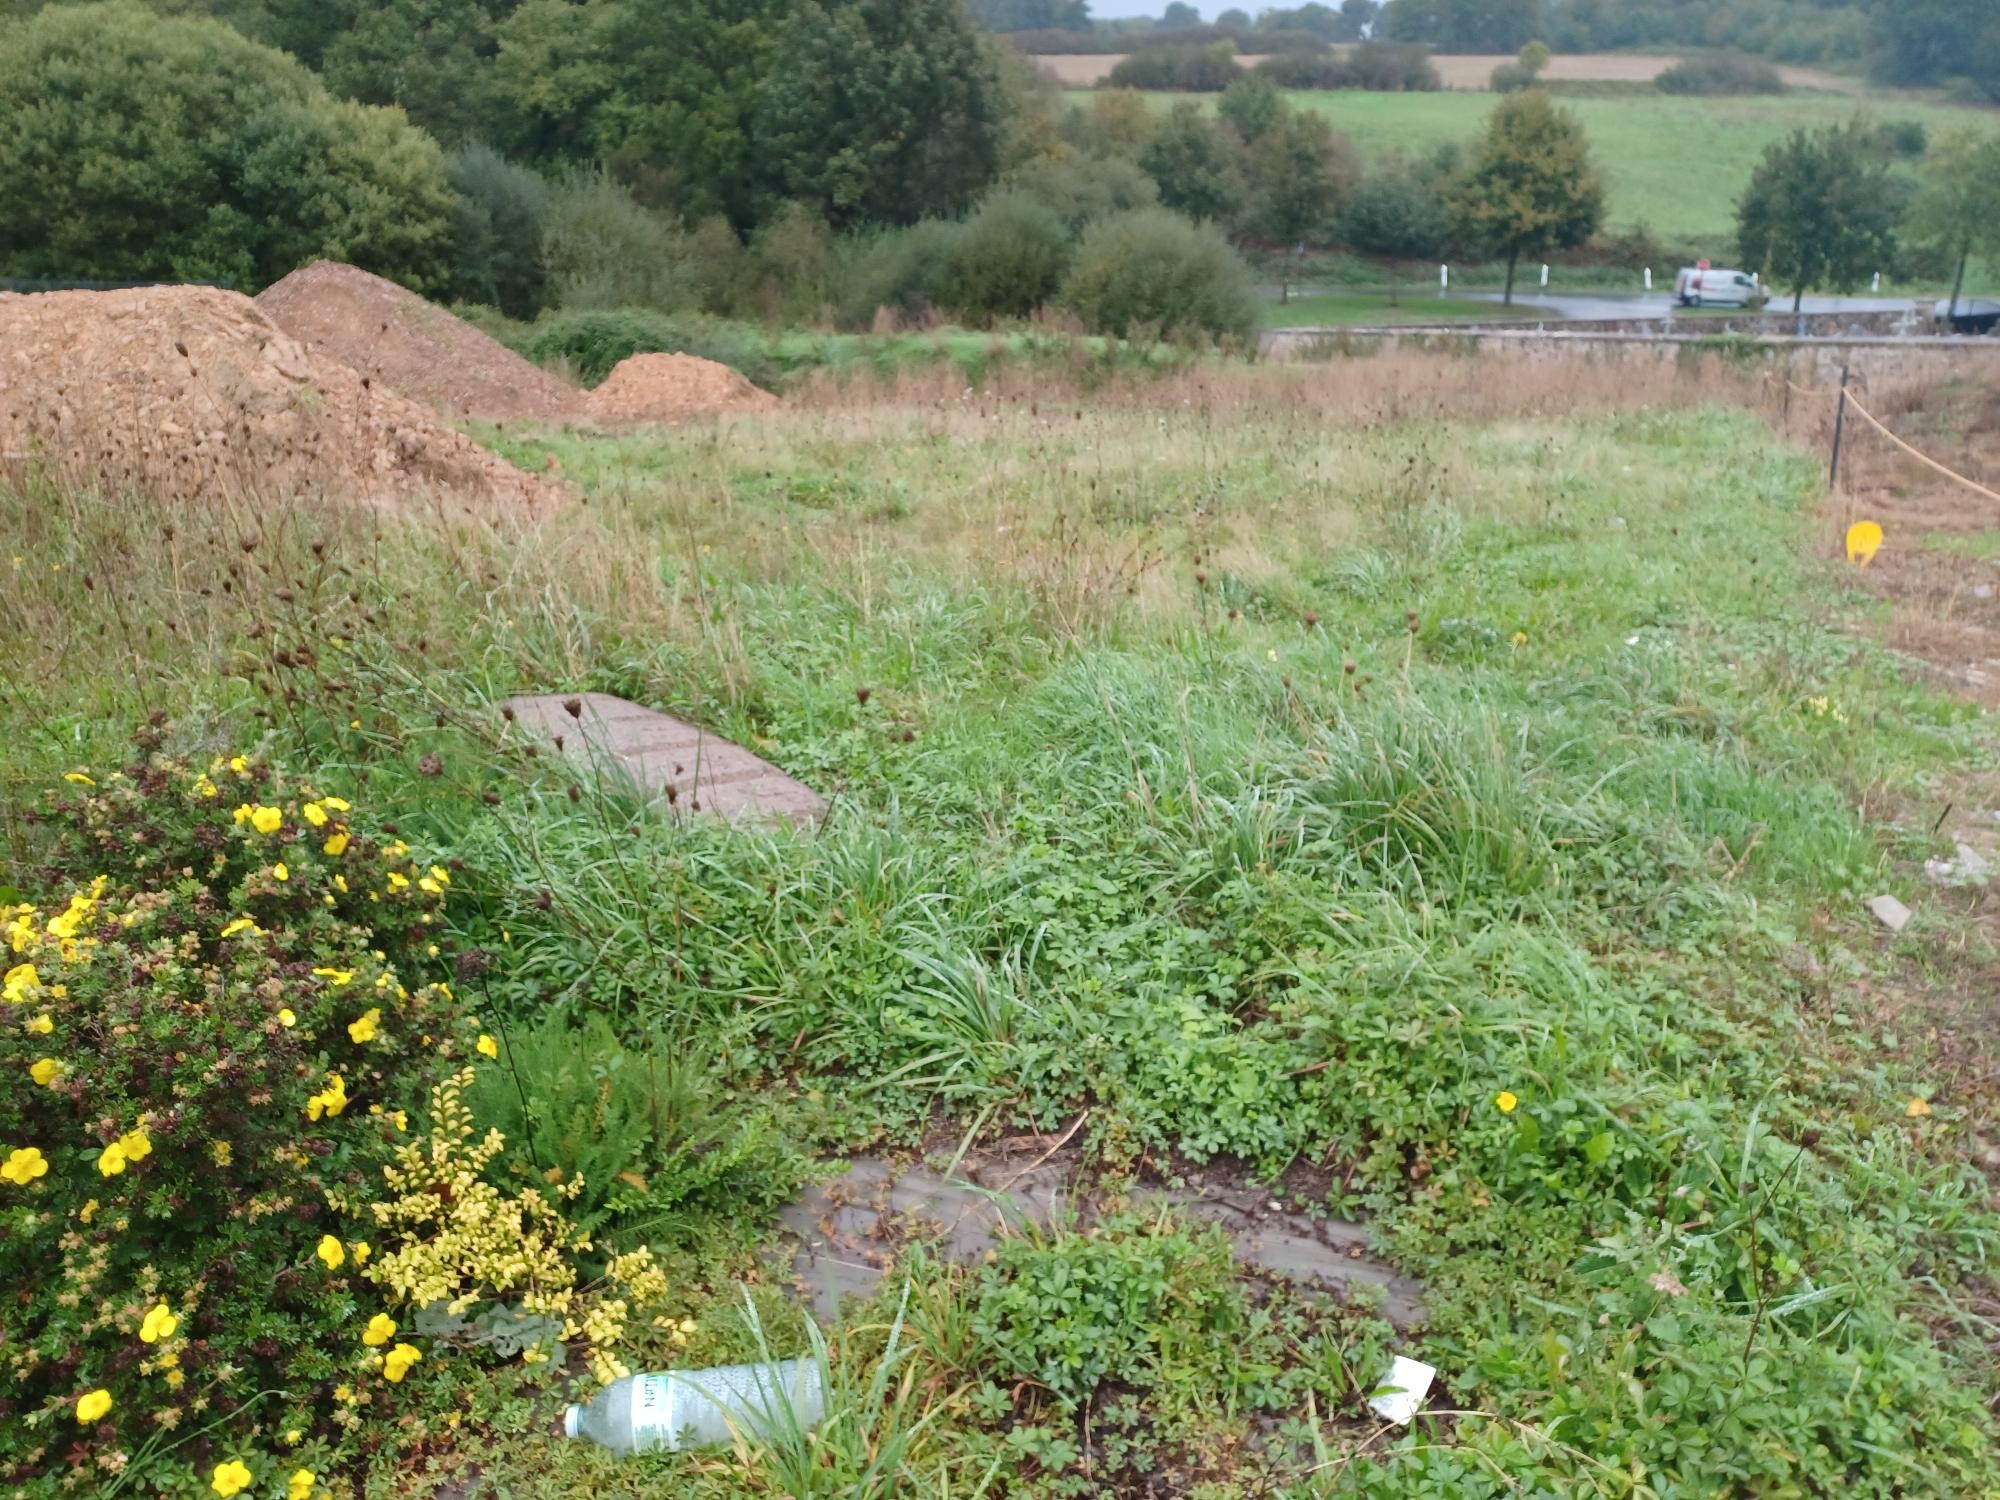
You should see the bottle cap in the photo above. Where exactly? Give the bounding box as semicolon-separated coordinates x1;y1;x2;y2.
563;1405;580;1438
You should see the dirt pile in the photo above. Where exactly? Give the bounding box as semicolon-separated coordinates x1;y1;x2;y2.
586;353;779;425
0;285;562;512
256;261;581;425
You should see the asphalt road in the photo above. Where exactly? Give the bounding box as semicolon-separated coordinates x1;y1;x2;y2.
1463;291;1920;320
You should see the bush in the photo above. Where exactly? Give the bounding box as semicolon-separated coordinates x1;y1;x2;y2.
447;144;553;320
0;756;469;1487
1060;208;1257;344
1489;61;1537;92
940;191;1074;325
1657;51;1786;95
512;307;781;389
1217;72;1285;144
0;1;455;290
1106;42;1243;92
1006;154;1160;233
833;219;966;327
1139;102;1250;225
1875;118;1929;159
1256;42;1440;91
541;167;689;312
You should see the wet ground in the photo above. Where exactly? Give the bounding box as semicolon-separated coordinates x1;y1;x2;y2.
780;1146;1426;1327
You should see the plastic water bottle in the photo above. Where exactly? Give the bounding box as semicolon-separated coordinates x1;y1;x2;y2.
562;1360;824;1454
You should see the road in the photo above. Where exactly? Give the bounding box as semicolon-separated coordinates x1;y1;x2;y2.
1461;291;1919;321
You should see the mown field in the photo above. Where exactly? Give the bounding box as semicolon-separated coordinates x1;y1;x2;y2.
1080;87;1990;249
3;352;1998;1498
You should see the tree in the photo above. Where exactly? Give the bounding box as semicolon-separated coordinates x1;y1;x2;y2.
1339;156;1451;301
447;142;554;317
0;1;455;290
1139;103;1248;224
1060;207;1256;343
941;190;1073;323
1244;110;1358;298
1870;0;2000;96
1162;1;1200;25
1735;119;1906;312
1380;0;1543;52
1908;127;2000;316
1447;90;1604;303
315;0;500;145
1339;0;1379;39
967;0;1091;30
754;0;1008;229
1217;73;1284;145
1217;7;1250;26
1491;38;1550;92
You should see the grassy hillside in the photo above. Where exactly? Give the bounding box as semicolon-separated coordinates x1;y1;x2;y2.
1077;88;1990;250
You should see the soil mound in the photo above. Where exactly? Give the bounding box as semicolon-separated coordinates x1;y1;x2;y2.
586;353;779;425
0;285;561;512
257;261;581;425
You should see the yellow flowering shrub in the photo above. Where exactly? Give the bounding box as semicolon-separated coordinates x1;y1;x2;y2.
345;1068;669;1386
0;753;472;1495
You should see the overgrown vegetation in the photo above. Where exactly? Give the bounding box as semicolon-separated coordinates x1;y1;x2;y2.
3;354;1998;1494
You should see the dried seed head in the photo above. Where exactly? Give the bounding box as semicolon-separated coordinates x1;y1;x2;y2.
562;697;582;720
855;687;872;706
566;784;582;802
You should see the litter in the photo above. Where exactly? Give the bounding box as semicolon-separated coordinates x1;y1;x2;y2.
563;1360;823;1454
1367;1355;1437;1425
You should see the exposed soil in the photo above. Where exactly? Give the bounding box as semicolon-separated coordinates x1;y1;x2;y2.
1031;50;1855;91
0;284;562;513
586;353;780;426
256;261;583;425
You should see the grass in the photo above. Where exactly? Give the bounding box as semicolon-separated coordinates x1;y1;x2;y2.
3;350;1998;1497
1076;86;1992;251
1257;292;1526;327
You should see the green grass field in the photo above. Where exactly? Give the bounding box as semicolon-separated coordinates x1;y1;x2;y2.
4;356;1999;1496
1079;87;1991;250
1256;291;1524;326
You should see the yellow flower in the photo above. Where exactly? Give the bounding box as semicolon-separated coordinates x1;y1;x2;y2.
79;1198;97;1222
64;771;95;786
1495;1091;1519;1114
3;962;40;1003
140;1303;179;1343
212;1140;233;1167
393;1111;408;1132
98;1141;129;1176
302;803;328;828
418;877;441;894
30;1057;61;1086
278;1008;296;1028
351;1240;371;1265
211;1458;253;1497
25;1012;52;1034
229;756;250;774
1907;1096;1932;1118
165;1368;185;1389
118;1129;151;1163
324;832;350;858
305;1072;349;1121
250;806;284;836
348;1009;381;1044
272;863;290;883
382;1343;422;1383
314;968;355;987
285;1430;302;1445
316;1234;345;1270
288;1470;317;1500
1512;631;1528;648
194;775;220;799
430;866;451;886
324;796;351;813
76;1388;113;1423
362;1312;397;1346
476;1034;498;1059
387;872;409;891
219;918;259;940
3;1146;49;1184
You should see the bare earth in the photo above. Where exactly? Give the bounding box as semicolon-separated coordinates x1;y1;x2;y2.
585;352;779;425
257;261;583;426
0;285;562;513
1037;50;1857;92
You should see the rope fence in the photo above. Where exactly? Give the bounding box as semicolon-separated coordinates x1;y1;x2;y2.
1783;374;2000;508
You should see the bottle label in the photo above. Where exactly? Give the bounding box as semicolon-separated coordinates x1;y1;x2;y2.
629;1373;678;1448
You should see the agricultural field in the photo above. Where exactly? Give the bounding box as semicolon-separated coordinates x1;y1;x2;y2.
4;339;1999;1497
1081;87;1989;248
1039;50;1860;92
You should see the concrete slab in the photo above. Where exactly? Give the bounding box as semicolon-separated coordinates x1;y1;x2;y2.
501;691;827;826
780;1154;1424;1327
1865;893;1912;933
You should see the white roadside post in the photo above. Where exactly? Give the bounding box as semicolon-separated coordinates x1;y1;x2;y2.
1540;263;1549;288
1644;267;1653;291
1440;264;1449;296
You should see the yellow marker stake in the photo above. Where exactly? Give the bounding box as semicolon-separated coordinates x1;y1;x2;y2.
1845;520;1883;567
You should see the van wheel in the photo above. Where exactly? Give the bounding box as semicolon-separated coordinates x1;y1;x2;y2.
1690;295;1702;308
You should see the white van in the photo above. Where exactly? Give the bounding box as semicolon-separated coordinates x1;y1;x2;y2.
1674;266;1760;308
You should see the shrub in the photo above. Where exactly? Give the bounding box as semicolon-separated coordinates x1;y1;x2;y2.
541;166;689;312
0;756;466;1488
1489;61;1537;92
740;202;837;323
512;308;781;389
447;143;553;320
1105;41;1243;92
1006;154;1160;233
1657;51;1786;95
1060;208;1257;344
941;191;1074;325
0;1;455;290
1139;102;1250;225
1217;72;1284;144
833;219;966;327
1256;41;1441;91
1875;118;1929;159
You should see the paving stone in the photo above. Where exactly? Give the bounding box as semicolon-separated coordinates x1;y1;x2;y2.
502;692;827;825
1865;893;1912;932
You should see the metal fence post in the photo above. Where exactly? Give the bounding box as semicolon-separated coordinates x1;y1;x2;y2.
1828;364;1851;491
